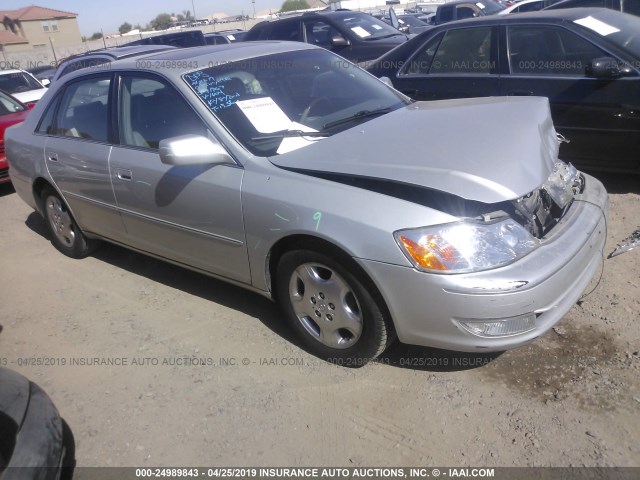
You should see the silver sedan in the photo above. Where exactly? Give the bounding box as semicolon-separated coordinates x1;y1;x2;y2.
6;42;608;363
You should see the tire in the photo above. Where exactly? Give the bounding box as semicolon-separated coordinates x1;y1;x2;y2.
41;187;96;259
276;249;393;365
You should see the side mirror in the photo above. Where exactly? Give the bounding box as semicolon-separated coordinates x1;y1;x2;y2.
40;78;51;87
331;35;350;47
159;135;233;166
389;8;399;30
586;57;633;79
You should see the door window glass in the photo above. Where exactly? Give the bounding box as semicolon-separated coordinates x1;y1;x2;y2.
53;76;110;142
430;27;494;74
508;25;608;75
403;32;445;75
118;76;207;149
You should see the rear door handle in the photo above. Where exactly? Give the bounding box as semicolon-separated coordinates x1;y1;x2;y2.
507;90;534;96
47;153;58;162
116;169;133;181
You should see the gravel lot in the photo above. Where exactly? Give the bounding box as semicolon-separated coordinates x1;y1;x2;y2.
0;172;638;468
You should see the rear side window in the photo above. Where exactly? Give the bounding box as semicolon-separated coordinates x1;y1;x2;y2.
430;27;494;74
52;76;111;142
269;21;302;41
403;32;445;75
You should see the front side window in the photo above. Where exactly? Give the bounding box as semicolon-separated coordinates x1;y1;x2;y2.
304;20;339;48
430;27;494;74
508;25;607;75
53;76;110;142
118;76;207;150
183;49;407;157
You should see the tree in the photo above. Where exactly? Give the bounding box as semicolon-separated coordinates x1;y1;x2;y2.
280;0;310;12
90;32;103;40
150;13;173;30
119;22;132;34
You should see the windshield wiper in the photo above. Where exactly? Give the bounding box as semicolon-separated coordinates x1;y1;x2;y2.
322;107;391;130
251;130;332;141
365;33;404;40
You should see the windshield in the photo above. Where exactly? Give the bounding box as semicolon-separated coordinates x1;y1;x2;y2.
0;90;26;115
183;49;407;157
0;71;42;94
574;10;640;59
337;13;405;40
477;0;506;15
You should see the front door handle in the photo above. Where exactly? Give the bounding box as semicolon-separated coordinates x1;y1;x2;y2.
116;169;133;181
47;152;58;162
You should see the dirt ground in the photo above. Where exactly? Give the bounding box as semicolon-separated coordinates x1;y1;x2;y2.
0;172;638;468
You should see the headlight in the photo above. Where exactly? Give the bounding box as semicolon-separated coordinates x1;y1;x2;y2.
394;219;539;274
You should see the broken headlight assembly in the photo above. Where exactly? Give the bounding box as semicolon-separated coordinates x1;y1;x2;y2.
394;219;539;274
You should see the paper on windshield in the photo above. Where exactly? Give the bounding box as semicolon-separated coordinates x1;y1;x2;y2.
236;97;291;133
351;26;371;38
574;16;620;36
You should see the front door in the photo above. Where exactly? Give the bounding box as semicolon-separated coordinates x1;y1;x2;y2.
109;74;250;283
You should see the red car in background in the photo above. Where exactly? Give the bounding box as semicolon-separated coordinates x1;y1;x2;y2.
0;90;32;184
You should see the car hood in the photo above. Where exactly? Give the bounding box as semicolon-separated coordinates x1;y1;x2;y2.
11;88;47;104
270;96;558;204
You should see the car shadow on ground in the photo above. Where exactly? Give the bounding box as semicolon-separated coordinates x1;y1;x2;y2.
0;183;15;197
25;211;501;373
379;342;502;372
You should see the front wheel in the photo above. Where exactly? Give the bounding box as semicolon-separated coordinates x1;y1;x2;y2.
41;187;96;258
276;250;393;365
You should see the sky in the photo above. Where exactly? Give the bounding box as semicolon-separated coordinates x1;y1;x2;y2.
2;0;286;35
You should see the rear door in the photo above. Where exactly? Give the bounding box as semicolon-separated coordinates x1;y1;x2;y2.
499;23;640;170
43;74;126;241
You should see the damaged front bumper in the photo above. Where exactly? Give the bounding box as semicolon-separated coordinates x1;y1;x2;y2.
356;173;608;352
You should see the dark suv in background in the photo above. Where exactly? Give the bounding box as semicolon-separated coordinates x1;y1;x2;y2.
245;11;409;63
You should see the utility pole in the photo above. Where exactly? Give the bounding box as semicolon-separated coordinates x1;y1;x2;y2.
191;0;197;20
48;36;57;63
252;0;256;19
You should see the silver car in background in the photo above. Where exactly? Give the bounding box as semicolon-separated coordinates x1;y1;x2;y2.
5;42;607;364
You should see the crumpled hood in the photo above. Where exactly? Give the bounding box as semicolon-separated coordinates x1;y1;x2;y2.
270;96;559;204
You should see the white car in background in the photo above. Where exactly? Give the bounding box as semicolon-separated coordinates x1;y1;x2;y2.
499;0;562;14
0;69;48;106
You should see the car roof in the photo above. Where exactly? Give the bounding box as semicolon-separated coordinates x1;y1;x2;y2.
260;9;372;22
416;6;628;27
59;44;176;64
108;41;318;77
0;69;28;75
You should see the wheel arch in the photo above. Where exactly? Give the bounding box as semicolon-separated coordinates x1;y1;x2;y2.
266;234;394;331
32;177;56;215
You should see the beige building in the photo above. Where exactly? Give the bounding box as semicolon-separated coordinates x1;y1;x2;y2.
0;5;81;63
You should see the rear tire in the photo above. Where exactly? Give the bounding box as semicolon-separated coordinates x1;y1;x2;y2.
41;187;96;258
276;249;393;366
